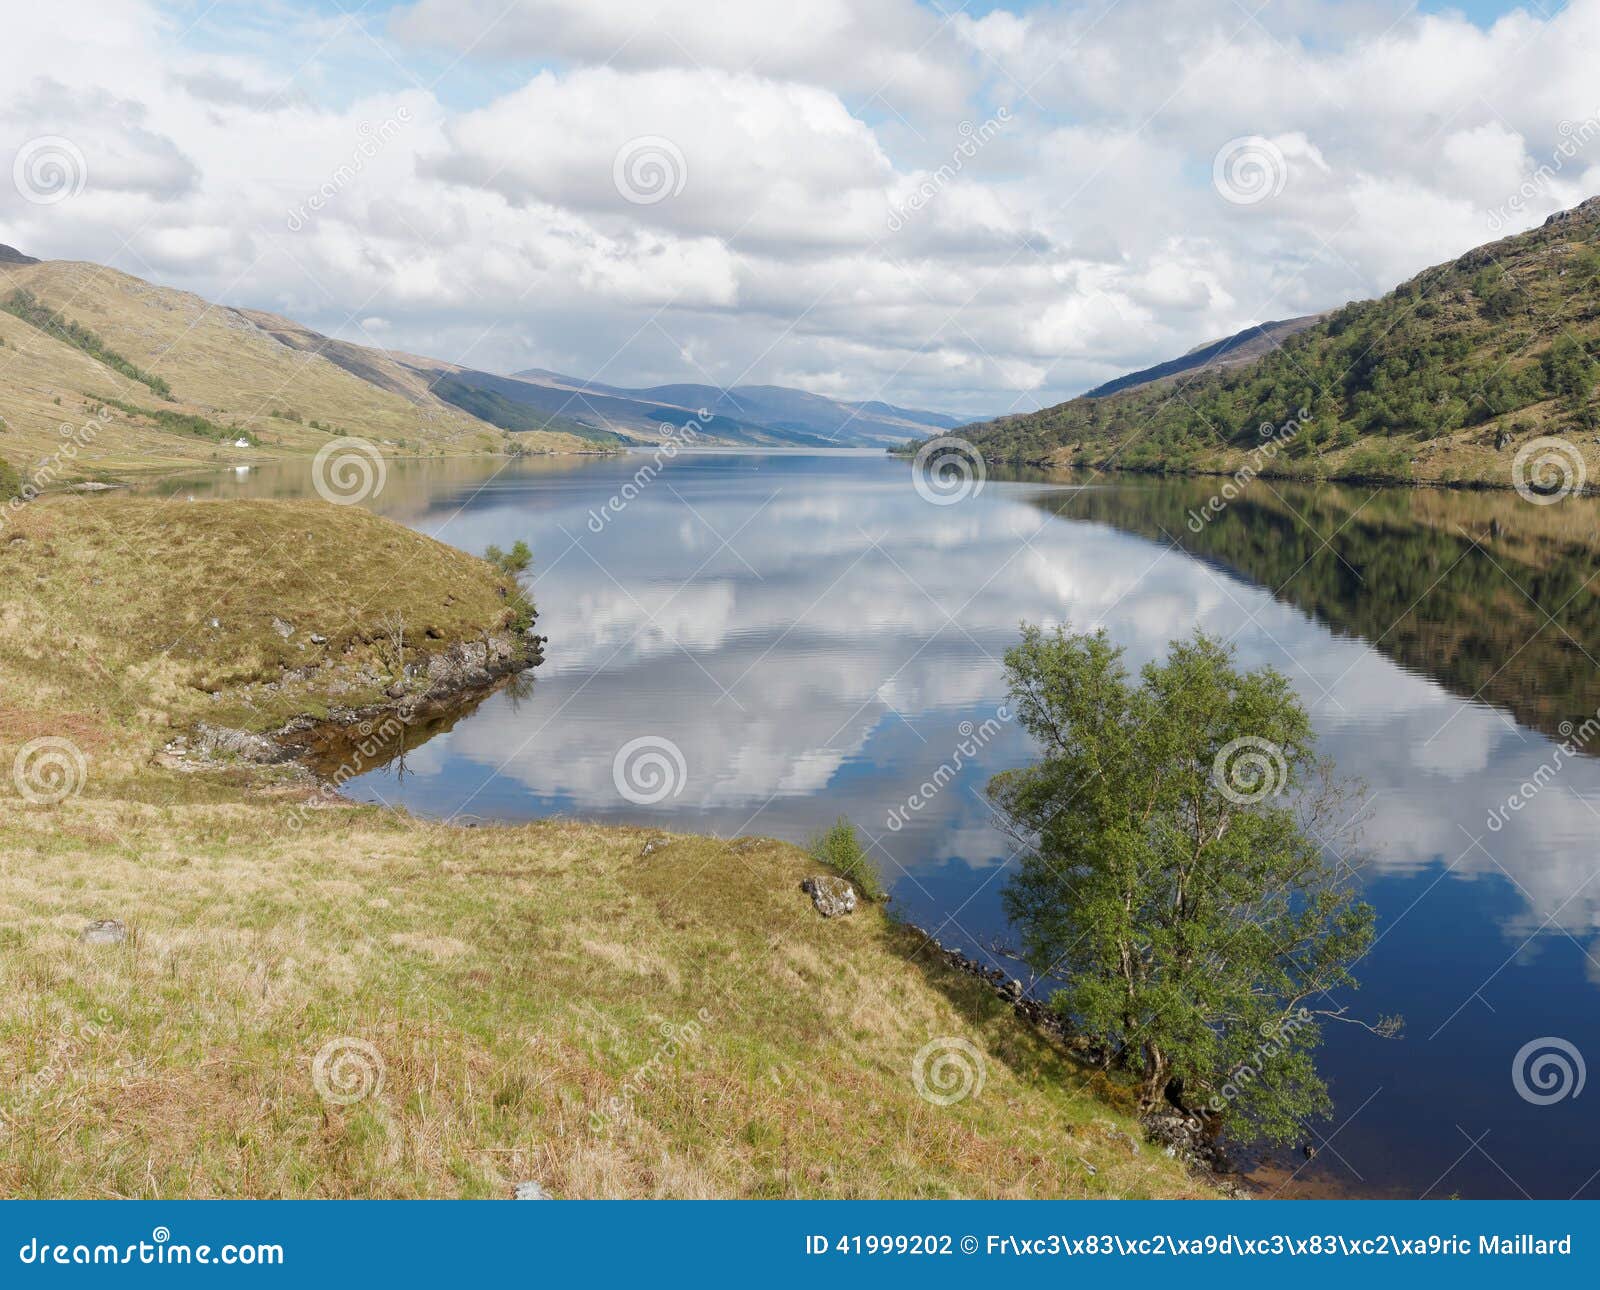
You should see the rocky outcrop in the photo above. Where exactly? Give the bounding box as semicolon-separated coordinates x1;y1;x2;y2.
163;629;546;774
801;875;858;918
192;721;296;764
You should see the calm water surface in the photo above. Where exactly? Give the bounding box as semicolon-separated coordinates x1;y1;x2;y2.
151;450;1600;1198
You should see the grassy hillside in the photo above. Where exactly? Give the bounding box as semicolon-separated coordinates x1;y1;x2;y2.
0;257;590;484
0;497;1206;1199
966;196;1600;488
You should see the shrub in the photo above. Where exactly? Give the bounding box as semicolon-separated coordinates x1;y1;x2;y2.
484;540;536;632
806;817;885;901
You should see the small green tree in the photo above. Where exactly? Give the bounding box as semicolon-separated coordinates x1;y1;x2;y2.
0;454;20;502
484;540;533;577
987;626;1394;1142
807;816;886;901
484;540;536;632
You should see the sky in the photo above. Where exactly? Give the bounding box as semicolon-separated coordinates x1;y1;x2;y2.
1;0;1595;419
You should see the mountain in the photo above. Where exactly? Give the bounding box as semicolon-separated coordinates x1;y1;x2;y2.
1082;313;1326;399
0;249;589;481
398;361;834;448
958;195;1600;489
498;368;963;447
0;242;959;483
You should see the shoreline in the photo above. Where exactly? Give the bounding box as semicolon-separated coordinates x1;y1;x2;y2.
887;446;1563;496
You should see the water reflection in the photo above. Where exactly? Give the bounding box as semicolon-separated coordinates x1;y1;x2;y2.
137;452;1600;1198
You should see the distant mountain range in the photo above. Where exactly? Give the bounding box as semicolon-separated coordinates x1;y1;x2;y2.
420;364;962;448
955;195;1600;489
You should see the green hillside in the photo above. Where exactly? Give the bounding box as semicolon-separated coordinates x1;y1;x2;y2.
964;196;1600;488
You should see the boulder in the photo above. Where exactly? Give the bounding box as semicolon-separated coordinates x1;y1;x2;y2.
801;875;858;918
194;722;293;765
80;919;126;945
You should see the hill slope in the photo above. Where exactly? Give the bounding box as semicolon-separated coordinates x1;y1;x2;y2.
963;196;1600;488
0;254;590;484
1083;314;1326;399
